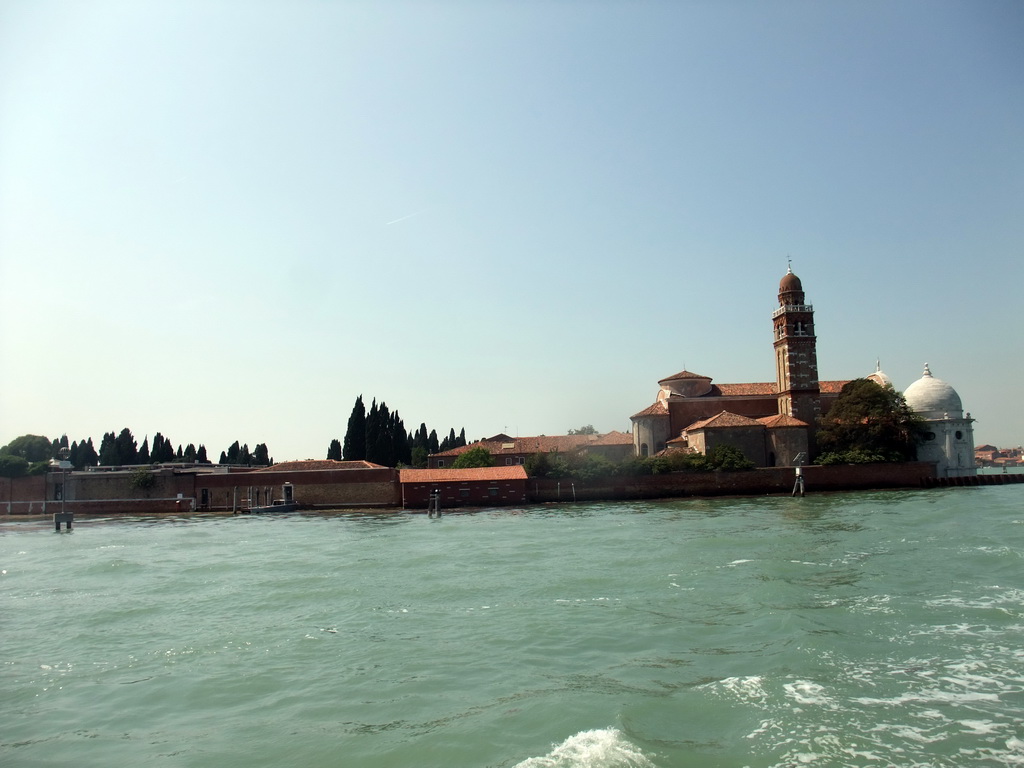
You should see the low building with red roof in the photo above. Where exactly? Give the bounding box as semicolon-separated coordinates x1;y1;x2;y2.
399;466;527;509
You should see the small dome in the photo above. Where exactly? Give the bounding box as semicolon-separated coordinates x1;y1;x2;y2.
904;363;963;419
657;370;713;398
779;267;802;293
866;360;893;388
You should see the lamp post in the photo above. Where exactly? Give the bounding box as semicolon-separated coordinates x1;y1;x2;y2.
51;448;73;530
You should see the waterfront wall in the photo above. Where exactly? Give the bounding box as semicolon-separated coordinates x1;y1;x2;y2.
527;462;940;503
195;467;400;509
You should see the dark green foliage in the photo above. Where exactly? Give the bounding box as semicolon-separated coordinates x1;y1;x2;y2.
818;448;890;465
129;468;157;492
70;438;98;469
817;379;925;462
196;445;209;464
114;428;138;465
342;395;367;461
0;434;53;463
252;443;271;466
221;441;254;465
567;425;598;435
450;445;496;469
428;430;439;454
327;439;342;461
98;432;118;466
525;451;616;480
705;445;756;471
410;446;428;468
0;454;30;478
137;437;150;464
151;433;175;463
183;444;197;463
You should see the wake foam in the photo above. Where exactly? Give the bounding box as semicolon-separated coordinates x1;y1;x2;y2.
514;728;655;768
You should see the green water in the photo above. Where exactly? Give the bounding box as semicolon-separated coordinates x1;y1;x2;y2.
3;487;1023;767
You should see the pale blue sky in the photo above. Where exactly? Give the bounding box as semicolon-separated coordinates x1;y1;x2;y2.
1;0;1021;460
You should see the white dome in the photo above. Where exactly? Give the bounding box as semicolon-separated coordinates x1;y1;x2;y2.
904;363;962;419
866;360;893;388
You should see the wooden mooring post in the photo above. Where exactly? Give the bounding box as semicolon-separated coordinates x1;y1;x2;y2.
54;512;73;532
427;489;442;518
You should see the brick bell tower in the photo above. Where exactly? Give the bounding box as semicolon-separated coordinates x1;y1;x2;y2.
772;265;821;429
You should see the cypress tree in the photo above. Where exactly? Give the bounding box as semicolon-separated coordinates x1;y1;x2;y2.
252;443;269;465
79;438;98;468
342;395;367;461
138;437;150;464
115;428;138;465
98;432;118;466
196;445;209;463
327;439;342;461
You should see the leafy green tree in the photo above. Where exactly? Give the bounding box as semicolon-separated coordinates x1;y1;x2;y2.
0;434;53;462
327;439;342;461
411;446;429;468
567;425;598;435
342;395;367;461
129;467;157;493
524;451;551;478
817;379;925;463
706;445;756;471
0;454;30;478
450;445;496;469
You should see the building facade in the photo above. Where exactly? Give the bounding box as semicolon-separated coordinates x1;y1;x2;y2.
631;268;845;463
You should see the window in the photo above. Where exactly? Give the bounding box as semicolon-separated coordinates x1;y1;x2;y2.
437;460;444;467
488;488;498;497
955;431;963;440
924;431;936;441
517;457;525;465
459;488;470;498
505;458;512;465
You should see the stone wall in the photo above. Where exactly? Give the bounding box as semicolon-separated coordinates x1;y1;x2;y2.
528;462;938;502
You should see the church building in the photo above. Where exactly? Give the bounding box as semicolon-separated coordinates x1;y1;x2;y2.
630;268;847;466
630;268;978;475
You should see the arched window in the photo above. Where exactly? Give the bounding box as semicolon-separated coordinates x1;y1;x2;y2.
640;443;649;457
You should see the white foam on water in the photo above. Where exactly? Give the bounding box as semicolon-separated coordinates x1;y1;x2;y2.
701;675;768;704
513;728;655;768
783;681;832;707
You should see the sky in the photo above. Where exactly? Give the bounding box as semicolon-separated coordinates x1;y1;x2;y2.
1;0;1022;461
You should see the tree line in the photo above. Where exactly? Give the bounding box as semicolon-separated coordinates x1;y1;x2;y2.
327;395;466;468
0;430;273;477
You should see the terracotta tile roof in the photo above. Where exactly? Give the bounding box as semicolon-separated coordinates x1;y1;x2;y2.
658;369;712;384
432;435;604;457
685;411;764;430
757;414;809;428
712;382;777;396
589;430;633;446
631;401;669;419
400;466;527;484
253;460;386;472
820;380;849;394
